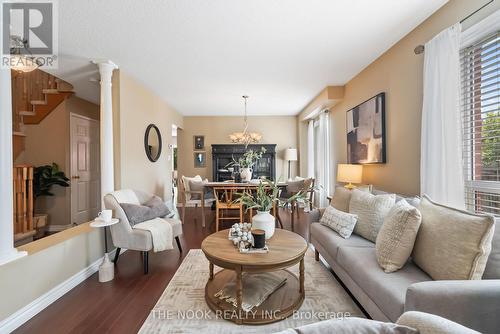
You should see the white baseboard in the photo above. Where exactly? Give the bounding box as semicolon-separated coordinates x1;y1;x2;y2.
0;248;124;334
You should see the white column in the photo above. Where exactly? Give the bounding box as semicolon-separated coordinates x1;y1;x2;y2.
93;60;118;205
0;67;27;266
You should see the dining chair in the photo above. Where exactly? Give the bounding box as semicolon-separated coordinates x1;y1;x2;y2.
213;186;245;232
179;175;214;228
279;177;315;230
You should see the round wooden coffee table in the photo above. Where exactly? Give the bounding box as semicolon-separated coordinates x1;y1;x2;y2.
201;229;308;324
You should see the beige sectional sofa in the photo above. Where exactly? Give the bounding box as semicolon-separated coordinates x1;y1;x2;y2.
310;189;500;334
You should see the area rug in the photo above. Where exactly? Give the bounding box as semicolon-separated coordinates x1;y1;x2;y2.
139;249;364;334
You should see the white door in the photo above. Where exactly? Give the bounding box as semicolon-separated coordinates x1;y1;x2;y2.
70;114;100;225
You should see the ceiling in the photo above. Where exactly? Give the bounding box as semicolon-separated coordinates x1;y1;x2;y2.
52;0;448;116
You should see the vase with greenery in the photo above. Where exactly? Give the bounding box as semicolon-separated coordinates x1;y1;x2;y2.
227;147;266;182
235;179;308;239
33;163;70;213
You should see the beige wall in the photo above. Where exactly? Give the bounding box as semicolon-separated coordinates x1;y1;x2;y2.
178;116;298;182
299;0;500;196
0;225;104;322
15;96;99;227
115;71;183;201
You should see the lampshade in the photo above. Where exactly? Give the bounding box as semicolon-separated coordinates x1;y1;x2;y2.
337;164;362;184
284;148;298;161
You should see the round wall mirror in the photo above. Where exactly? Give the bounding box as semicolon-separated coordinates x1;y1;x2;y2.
144;124;162;162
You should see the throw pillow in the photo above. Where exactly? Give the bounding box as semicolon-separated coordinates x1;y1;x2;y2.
412;195;495;280
120;196;170;226
376;200;422;273
349;189;396;242
330;187;353;212
144;196;170;217
330;186;371;213
320;206;358;238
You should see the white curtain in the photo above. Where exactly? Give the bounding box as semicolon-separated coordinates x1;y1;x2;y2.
307;120;315;178
316;112;330;207
420;23;465;208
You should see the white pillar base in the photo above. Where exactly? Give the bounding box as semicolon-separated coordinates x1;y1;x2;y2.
0;249;27;266
98;253;114;282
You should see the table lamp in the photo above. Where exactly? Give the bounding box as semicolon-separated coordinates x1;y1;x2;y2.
337;164;362;189
284;148;298;180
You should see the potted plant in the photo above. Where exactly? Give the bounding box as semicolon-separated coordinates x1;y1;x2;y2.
235;179;308;239
33;163;70;213
233;147;266;182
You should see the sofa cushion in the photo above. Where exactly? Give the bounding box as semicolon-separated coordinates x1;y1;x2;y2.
483;218;500;279
320;206;358;239
337;247;431;322
274;317;418;334
413;195;495;280
311;223;373;260
376;200;422;273
349;189;396;242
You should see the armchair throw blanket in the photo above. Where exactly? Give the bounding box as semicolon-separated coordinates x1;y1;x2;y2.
133;218;174;252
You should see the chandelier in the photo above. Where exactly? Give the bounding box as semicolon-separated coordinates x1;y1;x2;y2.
229;95;262;146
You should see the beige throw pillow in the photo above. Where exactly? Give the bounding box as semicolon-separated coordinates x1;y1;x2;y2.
376;200;422;273
330;187;352;212
330;186;371;213
320;206;358;239
349;189;396;242
412;195;495;280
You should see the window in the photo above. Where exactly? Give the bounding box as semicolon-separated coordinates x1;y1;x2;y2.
461;31;500;215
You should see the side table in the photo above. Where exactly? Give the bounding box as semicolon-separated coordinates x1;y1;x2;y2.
90;218;119;282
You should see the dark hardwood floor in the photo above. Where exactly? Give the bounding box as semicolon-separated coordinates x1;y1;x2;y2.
14;206;313;334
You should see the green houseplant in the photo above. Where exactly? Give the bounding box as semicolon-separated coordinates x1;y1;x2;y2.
235;179;308;239
33;163;70;200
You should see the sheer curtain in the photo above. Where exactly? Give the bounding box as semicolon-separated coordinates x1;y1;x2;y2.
307;120;315;178
316;112;330;207
420;23;465;208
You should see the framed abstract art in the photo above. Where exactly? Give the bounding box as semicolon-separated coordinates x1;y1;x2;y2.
346;93;386;164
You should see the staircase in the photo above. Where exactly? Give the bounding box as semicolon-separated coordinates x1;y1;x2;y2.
11;69;74;160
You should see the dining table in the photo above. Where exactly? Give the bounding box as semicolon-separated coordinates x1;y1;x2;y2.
202;181;294;230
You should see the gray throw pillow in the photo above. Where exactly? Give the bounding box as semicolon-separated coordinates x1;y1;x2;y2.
120;196;170;226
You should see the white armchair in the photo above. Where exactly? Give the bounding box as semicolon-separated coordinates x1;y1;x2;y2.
104;189;183;274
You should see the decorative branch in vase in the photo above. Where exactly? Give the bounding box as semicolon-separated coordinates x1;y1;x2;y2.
225;147;266;182
235;179;309;239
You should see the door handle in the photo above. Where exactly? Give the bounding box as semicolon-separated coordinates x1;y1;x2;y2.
72;175;80;179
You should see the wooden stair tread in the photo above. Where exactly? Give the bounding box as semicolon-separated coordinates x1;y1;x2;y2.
19;111;36;116
42;89;75;94
13;131;27;137
42;88;59;94
31;100;47;105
